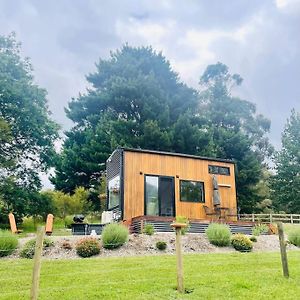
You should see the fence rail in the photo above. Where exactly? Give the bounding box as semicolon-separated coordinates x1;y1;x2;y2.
239;213;300;224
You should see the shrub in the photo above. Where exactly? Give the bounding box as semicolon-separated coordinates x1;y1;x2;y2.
102;223;129;249
249;236;257;242
62;241;72;250
156;241;167;251
252;224;269;236
231;234;253;252
76;238;100;257
143;224;155;235
205;223;231;247
0;230;18;257
175;216;190;235
20;238;54;259
288;228;300;247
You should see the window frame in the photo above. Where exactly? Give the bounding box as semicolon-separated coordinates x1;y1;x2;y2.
107;175;121;210
208;165;231;176
179;179;205;203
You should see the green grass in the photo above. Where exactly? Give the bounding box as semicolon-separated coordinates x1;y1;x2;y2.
0;252;300;299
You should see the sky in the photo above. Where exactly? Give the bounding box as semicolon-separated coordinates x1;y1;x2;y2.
0;0;300;149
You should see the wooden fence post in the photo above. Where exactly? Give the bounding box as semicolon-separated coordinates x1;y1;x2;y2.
252;213;255;222
277;222;289;278
171;223;187;293
291;215;293;224
30;226;45;300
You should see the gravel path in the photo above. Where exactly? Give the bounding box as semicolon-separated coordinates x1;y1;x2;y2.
4;233;299;260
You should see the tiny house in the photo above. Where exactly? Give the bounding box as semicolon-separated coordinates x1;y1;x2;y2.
106;148;237;224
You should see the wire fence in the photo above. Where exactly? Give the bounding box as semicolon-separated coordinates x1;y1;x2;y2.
0;224;300;299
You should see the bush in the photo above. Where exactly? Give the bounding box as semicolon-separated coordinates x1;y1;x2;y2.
205;223;231;247
76;238;100;257
175;216;190;235
156;241;167;251
252;224;269;236
62;241;72;250
288;228;300;247
249;236;257;242
20;238;54;259
231;234;253;252
102;223;129;249
0;230;18;257
143;224;155;235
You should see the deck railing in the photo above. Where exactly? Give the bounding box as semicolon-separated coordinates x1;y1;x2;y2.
239;213;300;224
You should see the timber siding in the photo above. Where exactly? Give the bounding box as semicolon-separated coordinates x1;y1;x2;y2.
123;149;237;221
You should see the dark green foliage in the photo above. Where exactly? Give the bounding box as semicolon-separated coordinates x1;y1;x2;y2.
198;62;273;212
205;223;231;246
0;230;18;257
231;234;253;252
272;110;300;213
288;228;300;247
19;237;54;259
143;224;155;235
156;241;167;251
102;223;129;249
249;236;257;242
76;238;100;258
52;45;197;197
0;33;59;221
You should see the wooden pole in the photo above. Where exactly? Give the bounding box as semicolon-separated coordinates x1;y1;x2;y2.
30;226;45;300
171;223;187;293
277;222;289;278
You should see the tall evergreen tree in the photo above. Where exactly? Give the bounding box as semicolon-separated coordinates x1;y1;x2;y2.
198;62;273;212
52;45;198;197
272;109;300;213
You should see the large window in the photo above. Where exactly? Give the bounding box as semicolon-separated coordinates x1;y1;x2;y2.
145;176;159;216
208;165;230;176
108;175;120;209
180;180;205;203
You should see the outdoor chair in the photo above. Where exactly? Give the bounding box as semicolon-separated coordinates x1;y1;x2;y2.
203;205;220;221
45;214;54;236
8;213;22;234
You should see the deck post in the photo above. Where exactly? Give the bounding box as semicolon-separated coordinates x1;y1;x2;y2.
277;222;289;278
171;222;187;293
30;226;45;300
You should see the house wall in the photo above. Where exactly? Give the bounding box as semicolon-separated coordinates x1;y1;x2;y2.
123;151;237;221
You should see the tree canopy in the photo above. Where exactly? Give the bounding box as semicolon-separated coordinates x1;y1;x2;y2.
0;33;59;222
272;109;300;213
52;47;272;213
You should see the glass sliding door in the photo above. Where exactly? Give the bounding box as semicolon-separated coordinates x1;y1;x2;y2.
145;175;175;217
145;176;159;216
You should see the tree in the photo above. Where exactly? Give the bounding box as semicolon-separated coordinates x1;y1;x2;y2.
198;62;273;212
42;187;92;226
272;109;300;213
52;45;197;196
0;33;59;221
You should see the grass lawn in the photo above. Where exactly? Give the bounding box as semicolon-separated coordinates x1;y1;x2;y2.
0;251;300;299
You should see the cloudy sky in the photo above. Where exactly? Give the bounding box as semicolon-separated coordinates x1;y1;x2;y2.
1;0;300;150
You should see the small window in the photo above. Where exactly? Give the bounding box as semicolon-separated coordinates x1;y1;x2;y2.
108;175;120;209
180;180;205;203
208;165;230;176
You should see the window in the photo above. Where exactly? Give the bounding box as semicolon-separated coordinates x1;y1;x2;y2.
208;165;230;176
108;175;120;209
180;180;205;203
145;176;159;216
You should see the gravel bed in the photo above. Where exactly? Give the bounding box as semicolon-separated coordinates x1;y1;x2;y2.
2;233;299;260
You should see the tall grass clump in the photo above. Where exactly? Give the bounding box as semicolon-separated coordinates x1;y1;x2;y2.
102;223;129;249
205;223;231;246
0;230;18;257
288;228;300;247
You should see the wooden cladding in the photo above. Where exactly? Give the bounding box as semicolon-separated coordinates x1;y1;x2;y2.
123;150;237;221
